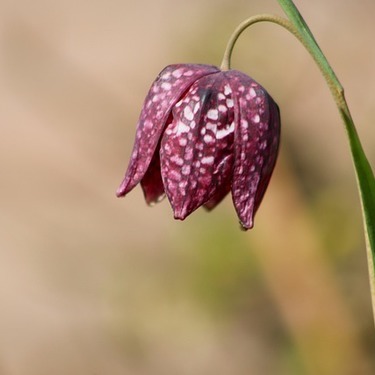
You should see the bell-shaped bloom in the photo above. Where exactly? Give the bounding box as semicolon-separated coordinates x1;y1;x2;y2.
116;64;280;229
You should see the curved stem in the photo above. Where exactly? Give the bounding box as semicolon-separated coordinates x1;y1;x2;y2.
221;14;343;108
222;9;375;323
276;0;375;326
221;14;296;71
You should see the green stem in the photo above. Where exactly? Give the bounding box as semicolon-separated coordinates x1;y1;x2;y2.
221;2;375;323
221;13;344;109
277;0;375;326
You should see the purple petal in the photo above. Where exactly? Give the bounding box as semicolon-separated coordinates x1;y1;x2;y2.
140;149;165;205
160;72;235;220
227;70;280;229
116;64;219;197
203;154;232;210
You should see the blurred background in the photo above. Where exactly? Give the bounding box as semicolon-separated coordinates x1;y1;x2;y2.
1;0;374;374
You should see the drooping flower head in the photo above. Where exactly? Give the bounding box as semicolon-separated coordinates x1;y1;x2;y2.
117;64;280;229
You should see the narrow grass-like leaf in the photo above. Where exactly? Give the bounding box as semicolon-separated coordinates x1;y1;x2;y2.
277;0;375;323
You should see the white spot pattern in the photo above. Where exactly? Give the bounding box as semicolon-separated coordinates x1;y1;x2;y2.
207;109;219;120
160;71;236;219
175;121;190;134
179;138;187;146
184;106;194;121
224;84;232;95
218;104;227;113
216;122;235;140
252;114;260;123
225;70;280;229
161;82;171;90
172;69;183;78
193;102;200;114
117;63;220;201
118;64;280;231
201;156;215;165
203;134;214;144
249;87;256;98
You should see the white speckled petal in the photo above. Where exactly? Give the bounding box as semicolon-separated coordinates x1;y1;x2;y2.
160;73;235;220
227;70;280;230
116;64;219;198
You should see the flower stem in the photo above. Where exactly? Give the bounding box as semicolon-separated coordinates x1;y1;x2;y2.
221;14;292;71
222;3;375;323
276;0;375;326
220;13;345;115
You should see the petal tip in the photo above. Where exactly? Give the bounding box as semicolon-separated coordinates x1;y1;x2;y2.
173;210;188;221
239;219;254;231
116;180;128;197
232;194;256;231
171;203;191;221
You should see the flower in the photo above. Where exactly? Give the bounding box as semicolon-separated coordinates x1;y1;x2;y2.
116;64;280;229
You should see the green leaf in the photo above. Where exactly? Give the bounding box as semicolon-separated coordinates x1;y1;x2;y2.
277;0;375;323
341;108;375;301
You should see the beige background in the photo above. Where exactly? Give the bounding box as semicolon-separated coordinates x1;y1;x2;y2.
1;0;374;374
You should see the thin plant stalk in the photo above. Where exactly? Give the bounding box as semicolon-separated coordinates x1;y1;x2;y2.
221;2;375;323
276;0;375;324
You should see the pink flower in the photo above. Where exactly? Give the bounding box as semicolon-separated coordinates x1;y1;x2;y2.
116;64;280;229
